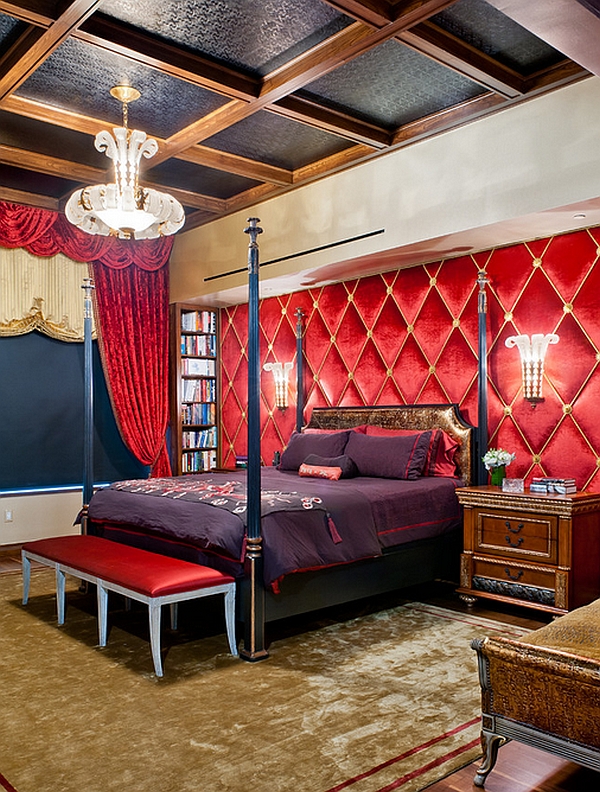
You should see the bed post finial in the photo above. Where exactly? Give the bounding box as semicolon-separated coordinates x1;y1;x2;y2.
241;218;269;661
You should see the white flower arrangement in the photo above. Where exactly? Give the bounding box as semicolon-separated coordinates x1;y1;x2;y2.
482;448;516;471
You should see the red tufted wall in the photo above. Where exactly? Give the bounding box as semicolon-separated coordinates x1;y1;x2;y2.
220;226;600;491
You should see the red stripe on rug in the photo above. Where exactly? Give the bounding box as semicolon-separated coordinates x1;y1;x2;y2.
0;772;18;792
406;604;526;638
375;737;481;792
324;717;480;792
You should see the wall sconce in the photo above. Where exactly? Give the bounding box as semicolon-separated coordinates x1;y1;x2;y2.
263;361;293;410
505;333;559;407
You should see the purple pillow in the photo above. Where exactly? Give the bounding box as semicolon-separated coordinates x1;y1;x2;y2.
279;431;351;471
345;431;432;479
303;453;358;479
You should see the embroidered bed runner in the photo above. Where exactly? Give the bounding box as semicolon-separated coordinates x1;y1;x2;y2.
110;477;337;533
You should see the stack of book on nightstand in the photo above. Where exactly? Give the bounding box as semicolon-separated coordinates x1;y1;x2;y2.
530;477;577;494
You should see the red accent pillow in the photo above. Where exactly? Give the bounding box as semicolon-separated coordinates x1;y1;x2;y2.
430;431;460;477
299;463;342;480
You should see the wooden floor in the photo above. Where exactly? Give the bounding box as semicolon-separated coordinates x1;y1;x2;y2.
1;546;596;791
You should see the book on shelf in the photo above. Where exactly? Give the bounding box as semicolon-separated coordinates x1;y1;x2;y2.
181;449;217;473
180;334;216;357
182;358;216;376
180;310;216;334
182;378;216;402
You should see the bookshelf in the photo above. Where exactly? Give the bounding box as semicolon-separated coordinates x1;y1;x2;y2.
170;303;220;475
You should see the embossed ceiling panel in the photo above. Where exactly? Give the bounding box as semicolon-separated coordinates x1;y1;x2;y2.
0;1;591;225
0;11;25;41
16;38;229;140
433;0;564;74
148;158;261;199
299;39;486;128
203;111;354;170
100;0;353;76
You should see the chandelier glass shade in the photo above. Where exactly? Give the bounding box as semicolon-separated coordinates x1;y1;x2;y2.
65;87;185;240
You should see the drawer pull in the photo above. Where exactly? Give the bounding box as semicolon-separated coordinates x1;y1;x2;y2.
505;521;524;534
505;568;523;581
505;535;524;548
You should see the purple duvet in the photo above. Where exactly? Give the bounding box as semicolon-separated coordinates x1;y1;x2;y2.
87;468;463;589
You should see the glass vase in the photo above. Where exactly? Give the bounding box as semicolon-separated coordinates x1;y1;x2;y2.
490;465;506;486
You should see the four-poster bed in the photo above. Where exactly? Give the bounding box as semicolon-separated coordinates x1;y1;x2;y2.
86;402;475;653
83;219;480;660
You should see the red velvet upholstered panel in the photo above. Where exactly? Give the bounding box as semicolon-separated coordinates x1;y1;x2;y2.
22;536;234;597
221;227;600;491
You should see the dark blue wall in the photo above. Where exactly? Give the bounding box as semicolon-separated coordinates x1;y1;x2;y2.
0;332;148;490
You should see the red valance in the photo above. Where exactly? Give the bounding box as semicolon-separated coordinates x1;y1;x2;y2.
0;201;173;269
1;200;173;478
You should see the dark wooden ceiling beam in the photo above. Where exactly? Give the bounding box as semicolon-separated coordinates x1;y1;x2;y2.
0;143;102;182
179;146;293;186
76;13;259;101
270;95;390;148
1;93;108;135
0;0;102;100
0;1;54;26
398;21;525;98
2;94;292;187
141;182;226;213
292;142;375;183
321;0;393;27
0;185;59;210
521;58;589;94
391;90;506;146
0;141;229;213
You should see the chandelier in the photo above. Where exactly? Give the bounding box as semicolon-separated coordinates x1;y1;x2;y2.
65;85;185;240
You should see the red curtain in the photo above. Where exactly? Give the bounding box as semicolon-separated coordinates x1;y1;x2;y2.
0;200;173;476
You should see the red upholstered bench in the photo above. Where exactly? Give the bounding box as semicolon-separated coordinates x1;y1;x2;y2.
21;535;238;676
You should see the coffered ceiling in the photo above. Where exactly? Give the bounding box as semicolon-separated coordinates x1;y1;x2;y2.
1;0;599;233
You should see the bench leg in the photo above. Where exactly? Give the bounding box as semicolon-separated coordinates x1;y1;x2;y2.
56;565;66;625
21;552;31;605
97;583;108;647
148;601;164;677
170;602;178;631
224;585;238;657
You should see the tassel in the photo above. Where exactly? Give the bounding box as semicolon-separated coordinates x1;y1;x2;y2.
327;513;343;544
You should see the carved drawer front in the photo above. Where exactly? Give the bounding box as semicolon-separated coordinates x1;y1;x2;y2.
475;511;558;562
472;557;556;590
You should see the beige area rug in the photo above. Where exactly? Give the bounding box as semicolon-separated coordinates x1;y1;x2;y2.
0;569;527;792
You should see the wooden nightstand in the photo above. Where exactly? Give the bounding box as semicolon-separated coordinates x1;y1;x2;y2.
457;485;600;614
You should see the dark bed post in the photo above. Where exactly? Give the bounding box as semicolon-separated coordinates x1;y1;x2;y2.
81;277;95;534
241;217;269;661
477;270;489;485
295;307;305;433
